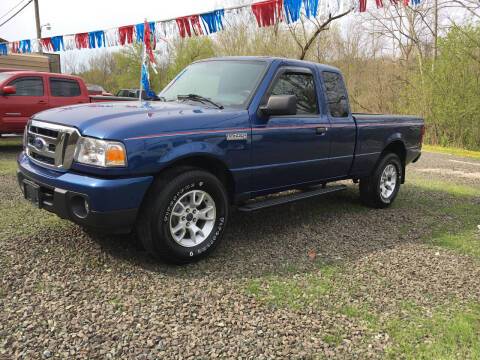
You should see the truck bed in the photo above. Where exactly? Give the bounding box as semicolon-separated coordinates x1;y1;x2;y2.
349;113;424;178
352;113;423;123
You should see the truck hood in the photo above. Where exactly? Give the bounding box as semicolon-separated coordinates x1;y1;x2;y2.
32;101;247;140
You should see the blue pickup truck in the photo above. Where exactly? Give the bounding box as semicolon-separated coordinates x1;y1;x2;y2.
17;57;424;263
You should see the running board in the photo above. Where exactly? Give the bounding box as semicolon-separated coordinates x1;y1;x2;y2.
237;185;347;212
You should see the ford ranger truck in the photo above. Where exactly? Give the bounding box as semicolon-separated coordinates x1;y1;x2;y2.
17;57;424;263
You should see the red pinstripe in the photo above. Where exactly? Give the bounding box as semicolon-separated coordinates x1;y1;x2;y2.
124;122;423;140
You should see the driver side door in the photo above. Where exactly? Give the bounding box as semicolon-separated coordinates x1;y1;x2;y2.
251;66;331;193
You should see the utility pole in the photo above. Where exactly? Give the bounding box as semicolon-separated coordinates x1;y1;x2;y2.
431;0;438;72
433;0;438;61
34;0;42;54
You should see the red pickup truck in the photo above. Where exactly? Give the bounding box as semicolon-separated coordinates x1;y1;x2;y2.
0;71;131;135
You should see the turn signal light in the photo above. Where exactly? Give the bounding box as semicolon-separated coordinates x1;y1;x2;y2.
107;149;125;164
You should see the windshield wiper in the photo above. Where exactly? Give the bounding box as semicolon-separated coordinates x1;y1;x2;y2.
177;94;224;109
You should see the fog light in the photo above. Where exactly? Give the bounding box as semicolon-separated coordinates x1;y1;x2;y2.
71;195;89;219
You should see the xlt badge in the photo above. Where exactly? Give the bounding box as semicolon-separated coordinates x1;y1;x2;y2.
226;132;247;141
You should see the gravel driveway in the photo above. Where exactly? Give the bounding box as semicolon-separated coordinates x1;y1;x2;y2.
410;150;480;187
1;142;479;359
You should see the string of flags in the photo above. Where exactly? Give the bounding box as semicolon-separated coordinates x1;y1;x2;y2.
0;0;422;56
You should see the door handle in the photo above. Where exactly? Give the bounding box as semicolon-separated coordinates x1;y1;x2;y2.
38;100;47;104
316;127;327;135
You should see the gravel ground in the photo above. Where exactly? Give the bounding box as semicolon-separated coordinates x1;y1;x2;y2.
410;150;480;187
1;141;479;359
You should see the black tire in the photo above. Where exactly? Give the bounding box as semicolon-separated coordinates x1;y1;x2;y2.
137;167;229;264
359;153;402;208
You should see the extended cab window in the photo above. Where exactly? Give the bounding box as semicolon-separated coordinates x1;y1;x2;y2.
7;76;44;96
50;78;81;97
271;72;318;115
322;71;349;118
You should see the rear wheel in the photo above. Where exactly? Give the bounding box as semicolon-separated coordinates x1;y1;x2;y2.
359;153;402;208
137;168;229;264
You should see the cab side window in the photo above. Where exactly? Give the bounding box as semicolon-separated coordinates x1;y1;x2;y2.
50;78;81;97
322;71;349;118
270;72;318;115
7;76;44;96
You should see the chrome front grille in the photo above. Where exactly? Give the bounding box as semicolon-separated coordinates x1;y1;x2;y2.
26;120;80;169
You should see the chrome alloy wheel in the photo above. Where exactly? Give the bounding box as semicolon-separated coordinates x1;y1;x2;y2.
380;164;397;201
169;190;216;247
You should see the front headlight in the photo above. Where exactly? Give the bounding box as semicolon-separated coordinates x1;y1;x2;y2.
74;137;127;167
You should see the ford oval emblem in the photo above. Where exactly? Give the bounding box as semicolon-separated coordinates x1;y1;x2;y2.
33;137;46;151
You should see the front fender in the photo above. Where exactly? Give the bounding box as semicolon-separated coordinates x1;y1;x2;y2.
157;141;227;170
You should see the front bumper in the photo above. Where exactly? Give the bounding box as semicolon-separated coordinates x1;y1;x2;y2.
17;152;153;233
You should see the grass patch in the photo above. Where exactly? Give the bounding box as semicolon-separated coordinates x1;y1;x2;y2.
408;173;480;197
246;263;343;310
423;144;480;160
421;200;480;259
322;330;343;346
339;304;361;318
386;303;480;359
0;136;22;147
0;160;18;175
435;229;480;259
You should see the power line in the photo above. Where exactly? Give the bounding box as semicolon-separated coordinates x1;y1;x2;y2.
0;0;29;22
0;0;33;28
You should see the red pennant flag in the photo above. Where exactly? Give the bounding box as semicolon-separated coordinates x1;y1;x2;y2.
41;37;54;51
251;0;283;27
360;0;367;12
144;21;155;66
175;15;203;38
74;33;89;49
119;25;135;45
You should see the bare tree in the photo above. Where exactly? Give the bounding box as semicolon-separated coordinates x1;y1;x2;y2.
286;9;352;60
451;0;480;18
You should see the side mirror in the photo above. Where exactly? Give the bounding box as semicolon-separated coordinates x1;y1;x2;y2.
260;95;296;117
1;86;16;95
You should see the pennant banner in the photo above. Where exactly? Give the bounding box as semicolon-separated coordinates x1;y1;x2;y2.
251;0;284;28
0;0;421;55
200;9;225;34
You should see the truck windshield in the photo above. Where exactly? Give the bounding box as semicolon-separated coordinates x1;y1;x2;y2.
161;60;268;108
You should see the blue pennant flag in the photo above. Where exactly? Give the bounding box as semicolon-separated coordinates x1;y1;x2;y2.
304;0;319;18
51;36;64;51
19;40;31;53
88;31;105;48
0;43;6;56
284;0;302;23
136;22;156;43
201;9;225;34
141;64;156;99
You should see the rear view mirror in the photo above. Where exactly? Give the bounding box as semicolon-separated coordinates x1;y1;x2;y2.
1;86;16;95
260;95;296;117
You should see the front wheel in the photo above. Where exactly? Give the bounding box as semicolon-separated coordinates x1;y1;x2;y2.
359;153;402;208
137;168;229;264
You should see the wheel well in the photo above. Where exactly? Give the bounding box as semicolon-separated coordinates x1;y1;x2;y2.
382;140;406;183
162;156;235;203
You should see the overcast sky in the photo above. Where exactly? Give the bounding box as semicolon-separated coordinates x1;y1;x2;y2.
0;0;230;42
